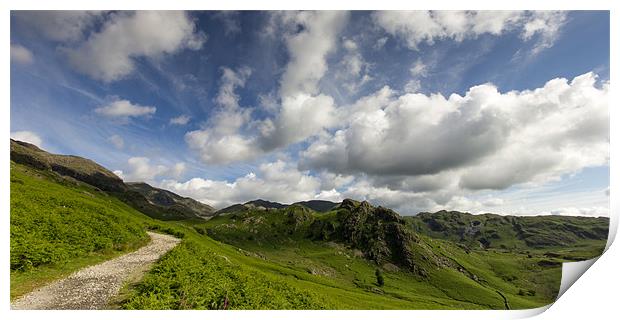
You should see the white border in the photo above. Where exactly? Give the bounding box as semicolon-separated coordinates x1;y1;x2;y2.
1;1;617;319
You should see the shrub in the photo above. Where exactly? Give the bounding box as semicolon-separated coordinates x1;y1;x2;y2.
375;269;385;287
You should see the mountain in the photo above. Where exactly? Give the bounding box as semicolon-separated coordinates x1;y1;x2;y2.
293;200;338;212
10;139;206;221
245;199;287;209
198;199;608;309
10;139;126;192
215;199;287;215
408;210;609;254
215;199;338;215
127;182;215;219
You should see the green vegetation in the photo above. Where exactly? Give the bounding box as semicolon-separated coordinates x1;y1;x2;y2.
10;139;208;220
408;210;608;257
376;269;385;287
181;201;606;309
10;162;154;298
9;140;609;309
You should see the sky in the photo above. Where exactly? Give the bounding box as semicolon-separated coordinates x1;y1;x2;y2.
10;10;610;216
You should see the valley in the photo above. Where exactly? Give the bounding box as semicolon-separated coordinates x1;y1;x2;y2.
9;139;609;310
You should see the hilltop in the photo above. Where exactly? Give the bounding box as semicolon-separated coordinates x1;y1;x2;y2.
127;182;215;219
215;199;339;215
10;139;212;220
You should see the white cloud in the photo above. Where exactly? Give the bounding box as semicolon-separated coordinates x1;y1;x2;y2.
185;66;259;164
546;206;609;217
258;93;337;151
10;44;34;65
11;131;43;147
117;157;186;182
521;11;567;56
13;11;101;42
113;170;125;180
278;11;349;97
170;115;191;126
95;99;156;120
107;134;124;149
301;72;609;194
64;11;206;82
482;198;505;207
186;12;350;165
159;160;322;208
373;11;566;54
336;38;373;94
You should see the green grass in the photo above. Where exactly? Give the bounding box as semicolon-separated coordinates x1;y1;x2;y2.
155;208;603;310
10;160;609;310
10;162;154;299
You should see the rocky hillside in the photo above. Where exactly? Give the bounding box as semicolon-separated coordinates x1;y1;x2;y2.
408;210;609;251
10;139;125;192
127;182;215;219
10;139;206;221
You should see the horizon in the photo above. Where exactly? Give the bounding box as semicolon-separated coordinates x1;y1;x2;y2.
10;11;610;216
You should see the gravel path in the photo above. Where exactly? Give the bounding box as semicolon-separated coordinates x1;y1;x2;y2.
11;232;181;310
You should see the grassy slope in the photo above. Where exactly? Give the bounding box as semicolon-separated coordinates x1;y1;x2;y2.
10;162;154;299
10;162;332;308
11;160;608;309
120;206;607;310
408;211;608;255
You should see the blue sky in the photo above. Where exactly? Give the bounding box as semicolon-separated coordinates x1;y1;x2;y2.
10;11;610;215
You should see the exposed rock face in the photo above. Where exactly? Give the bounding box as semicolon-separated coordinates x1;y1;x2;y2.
310;199;437;277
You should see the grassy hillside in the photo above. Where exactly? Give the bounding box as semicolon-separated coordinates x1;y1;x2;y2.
10;139;206;220
10;141;609;309
10;162;156;299
408;210;608;258
127;182;215;219
165;202;607;310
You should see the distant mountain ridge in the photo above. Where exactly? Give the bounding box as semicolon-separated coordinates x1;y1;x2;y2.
215;199;338;215
10;139;212;220
127;182;215;219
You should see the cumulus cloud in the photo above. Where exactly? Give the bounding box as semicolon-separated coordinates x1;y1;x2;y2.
277;11;349;97
254;11;348;150
64;11;206;82
107;134;124;149
258;93;337;151
170;115;191;125
11;131;43;147
373;11;566;54
301;72;609;195
95;99;156;120
13;11;101;42
186;12;349;165
10;44;34;65
159;160;322;208
185;66;259;164
116;157;186;182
